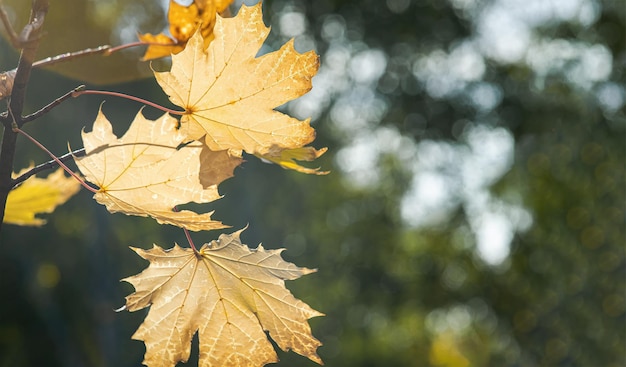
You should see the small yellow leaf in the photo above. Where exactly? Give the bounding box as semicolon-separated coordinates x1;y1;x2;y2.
4;167;80;226
124;230;323;367
140;0;234;61
138;32;184;61
155;2;320;157
74;109;242;231
257;146;329;175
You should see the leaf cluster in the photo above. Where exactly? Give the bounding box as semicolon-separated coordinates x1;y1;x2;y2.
0;1;325;366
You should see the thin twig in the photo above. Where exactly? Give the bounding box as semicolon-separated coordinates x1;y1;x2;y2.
13;127;97;193
73;89;185;115
32;45;111;69
0;46;110;104
21;85;85;124
0;1;22;48
104;41;149;55
11;148;85;188
0;45;117;102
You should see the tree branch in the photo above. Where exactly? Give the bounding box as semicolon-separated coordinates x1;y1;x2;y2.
0;0;22;49
0;0;49;233
9;0;49;126
21;85;85;124
10;148;85;188
0;124;18;230
32;45;111;68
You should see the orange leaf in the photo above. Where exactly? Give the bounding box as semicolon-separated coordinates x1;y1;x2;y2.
140;0;234;61
138;32;184;61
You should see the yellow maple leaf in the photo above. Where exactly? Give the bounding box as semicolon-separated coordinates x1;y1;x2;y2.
74;108;242;231
155;2;324;161
139;0;234;61
123;229;323;367
3;167;80;226
138;32;184;61
256;146;329;175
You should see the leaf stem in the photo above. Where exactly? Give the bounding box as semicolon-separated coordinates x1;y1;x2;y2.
72;89;185;115
104;41;149;55
184;227;198;253
173;206;198;252
13;127;98;193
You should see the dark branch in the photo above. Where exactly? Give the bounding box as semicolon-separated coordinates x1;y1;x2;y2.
9;0;49;126
11;148;85;188
21;85;85;124
0;0;49;234
0;1;22;48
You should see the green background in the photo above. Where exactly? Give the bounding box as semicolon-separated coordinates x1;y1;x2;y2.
0;0;624;366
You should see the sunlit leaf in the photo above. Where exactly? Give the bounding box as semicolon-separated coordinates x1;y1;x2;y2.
155;2;325;167
4;167;80;226
256;146;329;175
139;0;234;61
124;229;323;367
74;108;242;231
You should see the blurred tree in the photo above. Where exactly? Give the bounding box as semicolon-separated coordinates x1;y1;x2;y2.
0;0;623;366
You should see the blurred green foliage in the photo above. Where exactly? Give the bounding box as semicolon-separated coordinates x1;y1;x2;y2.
0;0;624;366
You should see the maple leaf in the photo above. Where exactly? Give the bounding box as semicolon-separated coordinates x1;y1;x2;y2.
123;229;323;367
3;166;80;226
155;2;323;161
139;0;234;61
74;108;242;231
256;146;329;175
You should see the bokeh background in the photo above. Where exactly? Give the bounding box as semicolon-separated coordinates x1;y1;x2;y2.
0;0;624;366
